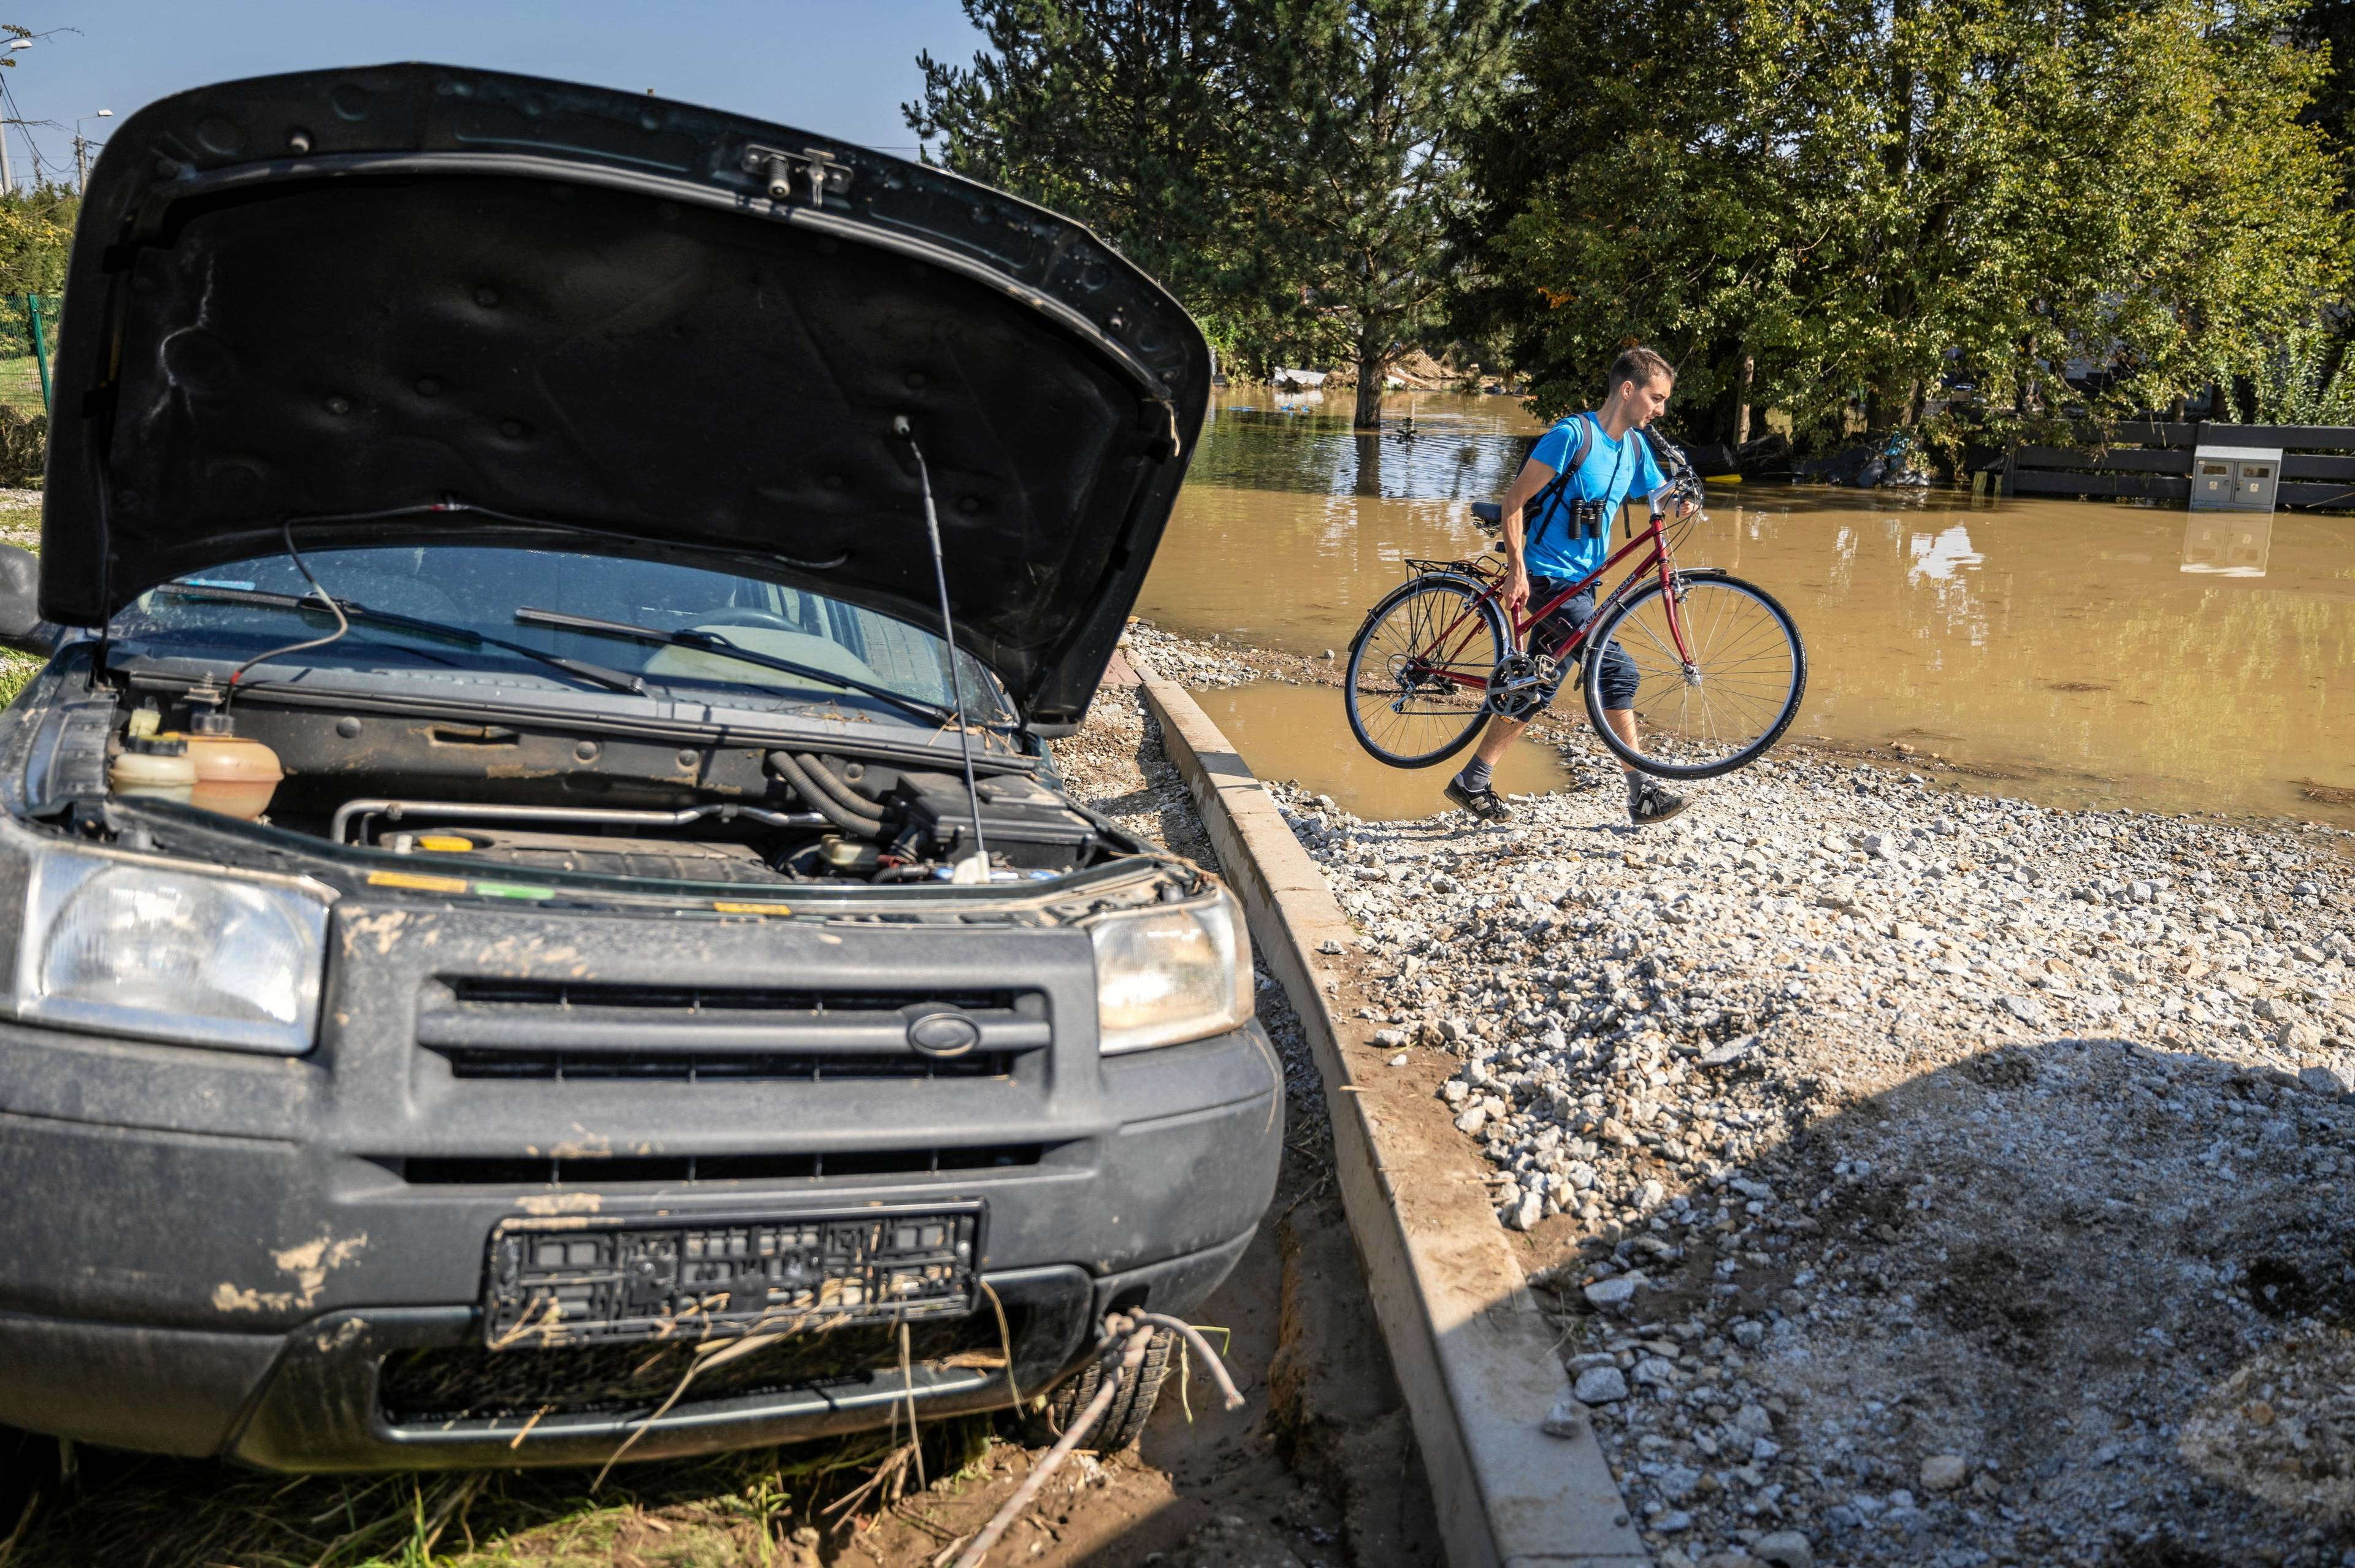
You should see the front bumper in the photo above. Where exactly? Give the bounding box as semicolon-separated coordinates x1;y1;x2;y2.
0;1231;1256;1470
0;898;1282;1469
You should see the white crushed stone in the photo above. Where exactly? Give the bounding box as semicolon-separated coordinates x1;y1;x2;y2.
1132;631;2355;1567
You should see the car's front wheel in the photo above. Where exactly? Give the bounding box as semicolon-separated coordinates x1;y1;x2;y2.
1019;1327;1177;1452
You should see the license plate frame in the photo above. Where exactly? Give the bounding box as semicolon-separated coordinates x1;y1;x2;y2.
482;1202;984;1349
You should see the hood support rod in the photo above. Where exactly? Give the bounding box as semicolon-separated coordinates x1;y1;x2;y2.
894;418;990;879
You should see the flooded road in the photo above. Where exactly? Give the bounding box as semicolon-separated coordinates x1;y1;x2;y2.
1137;392;2355;826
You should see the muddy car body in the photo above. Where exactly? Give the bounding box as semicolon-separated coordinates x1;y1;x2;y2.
0;64;1277;1470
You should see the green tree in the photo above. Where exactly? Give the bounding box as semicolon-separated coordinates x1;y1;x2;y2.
907;0;1514;426
1450;0;1782;442
1236;0;1515;427
1458;0;2348;446
0;183;73;361
906;2;1253;334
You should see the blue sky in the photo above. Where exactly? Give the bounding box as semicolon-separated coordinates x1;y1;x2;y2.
0;1;987;187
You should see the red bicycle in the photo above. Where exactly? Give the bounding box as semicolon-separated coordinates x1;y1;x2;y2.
1344;465;1806;778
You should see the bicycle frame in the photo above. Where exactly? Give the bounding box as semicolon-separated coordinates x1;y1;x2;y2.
1415;511;1692;694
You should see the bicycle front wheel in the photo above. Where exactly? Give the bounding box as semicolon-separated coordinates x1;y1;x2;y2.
1582;572;1806;779
1344;573;1507;768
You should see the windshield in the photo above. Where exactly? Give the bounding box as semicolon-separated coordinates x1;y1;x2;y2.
109;544;1017;727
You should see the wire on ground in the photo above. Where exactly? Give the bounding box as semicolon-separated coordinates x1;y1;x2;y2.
950;1310;1244;1568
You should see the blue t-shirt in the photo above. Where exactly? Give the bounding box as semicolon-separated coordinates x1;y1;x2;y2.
1520;413;1669;582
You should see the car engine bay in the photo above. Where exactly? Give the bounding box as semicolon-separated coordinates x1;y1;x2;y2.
44;667;1132;889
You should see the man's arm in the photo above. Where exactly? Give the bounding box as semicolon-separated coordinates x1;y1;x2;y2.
1493;454;1557;618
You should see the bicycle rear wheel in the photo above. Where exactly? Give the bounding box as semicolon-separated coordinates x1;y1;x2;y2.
1582;572;1805;779
1345;573;1507;768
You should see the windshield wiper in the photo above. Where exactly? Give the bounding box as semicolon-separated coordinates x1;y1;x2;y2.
151;584;648;695
513;606;979;729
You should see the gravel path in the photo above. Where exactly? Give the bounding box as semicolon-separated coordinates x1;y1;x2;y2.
1130;627;2355;1568
1040;667;1441;1568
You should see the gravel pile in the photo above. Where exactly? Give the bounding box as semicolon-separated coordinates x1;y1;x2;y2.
1122;622;1273;689
1246;733;2355;1567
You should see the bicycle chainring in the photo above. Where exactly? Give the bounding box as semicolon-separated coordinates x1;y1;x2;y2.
1485;652;1556;720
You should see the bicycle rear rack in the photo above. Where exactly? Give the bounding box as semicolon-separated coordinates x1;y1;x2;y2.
1403;555;1503;582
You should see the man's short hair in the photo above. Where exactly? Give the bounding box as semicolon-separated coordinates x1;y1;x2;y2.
1608;346;1677;394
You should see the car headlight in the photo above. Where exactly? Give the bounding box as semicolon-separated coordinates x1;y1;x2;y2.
1087;885;1253;1054
15;847;329;1054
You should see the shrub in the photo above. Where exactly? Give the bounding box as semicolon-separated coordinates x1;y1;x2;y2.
0;401;42;486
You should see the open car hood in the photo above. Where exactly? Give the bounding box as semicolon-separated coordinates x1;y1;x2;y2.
41;64;1208;727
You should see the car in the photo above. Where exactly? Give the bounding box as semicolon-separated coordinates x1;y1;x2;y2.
0;63;1277;1472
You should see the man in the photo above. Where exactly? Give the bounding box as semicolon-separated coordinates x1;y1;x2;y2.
1444;345;1693;825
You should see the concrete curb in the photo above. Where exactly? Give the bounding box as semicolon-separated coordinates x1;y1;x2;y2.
1134;665;1647;1568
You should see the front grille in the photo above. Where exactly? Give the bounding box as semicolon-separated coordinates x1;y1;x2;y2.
378;1308;1024;1425
446;979;1019;1011
414;977;1052;1077
396;1144;1048;1185
431;1049;1018;1082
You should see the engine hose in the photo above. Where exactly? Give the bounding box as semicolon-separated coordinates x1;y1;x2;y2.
764;749;883;838
789;751;888;823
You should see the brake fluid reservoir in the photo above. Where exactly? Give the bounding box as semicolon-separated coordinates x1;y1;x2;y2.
110;734;197;803
184;717;284;819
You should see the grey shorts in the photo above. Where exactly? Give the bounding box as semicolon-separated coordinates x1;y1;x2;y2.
1528;578;1637;710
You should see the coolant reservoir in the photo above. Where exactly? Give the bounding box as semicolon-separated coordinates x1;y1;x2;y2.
184;717;283;819
109;734;197;803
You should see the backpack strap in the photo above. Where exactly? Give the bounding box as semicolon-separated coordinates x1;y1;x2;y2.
1520;413;1595;560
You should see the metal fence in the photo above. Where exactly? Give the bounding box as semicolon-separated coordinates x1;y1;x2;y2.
2001;421;2355;510
0;293;58;420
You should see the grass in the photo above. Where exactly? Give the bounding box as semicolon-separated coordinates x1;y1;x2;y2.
0;653;35;708
0;494;37;709
12;1417;1002;1568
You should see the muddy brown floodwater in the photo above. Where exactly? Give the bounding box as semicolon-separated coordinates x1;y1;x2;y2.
1138;391;2355;827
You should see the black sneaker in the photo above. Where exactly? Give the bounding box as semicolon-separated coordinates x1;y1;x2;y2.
1444;776;1513;820
1626;774;1688;825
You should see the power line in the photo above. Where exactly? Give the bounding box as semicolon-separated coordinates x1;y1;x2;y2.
0;75;62;188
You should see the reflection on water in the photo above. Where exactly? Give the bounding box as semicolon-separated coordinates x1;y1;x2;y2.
1193;681;1571;820
1190;397;1537;500
1138;392;2355;825
2181;513;2273;578
1909;525;1985;583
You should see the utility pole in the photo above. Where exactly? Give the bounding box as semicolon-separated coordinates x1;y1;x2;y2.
73;110;109;188
0;120;44;193
0;34;31;193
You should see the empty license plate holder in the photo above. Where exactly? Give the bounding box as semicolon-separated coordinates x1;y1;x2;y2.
483;1203;982;1348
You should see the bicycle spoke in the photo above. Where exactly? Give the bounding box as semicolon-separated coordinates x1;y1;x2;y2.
1347;575;1503;768
1590;578;1802;776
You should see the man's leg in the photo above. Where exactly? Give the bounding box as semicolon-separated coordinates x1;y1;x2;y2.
1468;711;1525;774
1445;712;1525;819
1602;706;1639;758
1598;653;1687;824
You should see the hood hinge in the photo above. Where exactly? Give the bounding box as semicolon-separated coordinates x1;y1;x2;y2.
740;143;851;208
